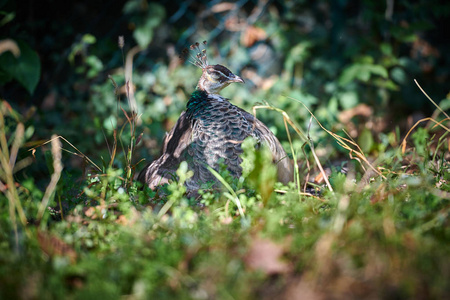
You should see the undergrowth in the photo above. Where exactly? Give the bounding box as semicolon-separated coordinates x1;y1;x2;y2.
1;64;449;299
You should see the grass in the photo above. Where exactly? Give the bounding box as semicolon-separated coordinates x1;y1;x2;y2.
0;61;449;299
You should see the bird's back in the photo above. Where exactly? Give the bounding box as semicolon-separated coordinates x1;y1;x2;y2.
186;90;259;187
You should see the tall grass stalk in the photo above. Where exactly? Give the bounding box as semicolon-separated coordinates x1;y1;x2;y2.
36;135;63;224
286;96;385;180
0;102;28;246
109;37;144;190
208;166;247;221
253;104;333;193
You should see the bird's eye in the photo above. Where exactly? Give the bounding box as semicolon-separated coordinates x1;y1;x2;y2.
208;71;220;80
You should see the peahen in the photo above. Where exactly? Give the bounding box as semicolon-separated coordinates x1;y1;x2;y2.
138;41;293;193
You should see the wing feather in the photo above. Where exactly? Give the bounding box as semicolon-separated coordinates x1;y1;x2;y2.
138;112;192;188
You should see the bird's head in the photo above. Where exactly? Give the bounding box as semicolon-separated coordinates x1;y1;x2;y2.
198;64;244;94
182;41;245;94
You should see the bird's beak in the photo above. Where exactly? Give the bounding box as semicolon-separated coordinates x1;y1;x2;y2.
230;75;245;84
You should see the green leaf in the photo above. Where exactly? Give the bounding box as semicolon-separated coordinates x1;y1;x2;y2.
123;0;141;13
0;11;15;27
0;40;40;94
81;33;96;45
329;172;347;194
339;65;359;85
356;55;374;64
86;55;103;78
133;24;154;49
339;91;358;109
131;3;165;49
356;65;371;82
380;43;393;56
340;63;388;86
366;64;388;78
380;79;400;91
390;67;407;84
358;128;374;154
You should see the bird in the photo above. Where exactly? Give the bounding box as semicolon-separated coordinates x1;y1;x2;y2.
138;41;293;193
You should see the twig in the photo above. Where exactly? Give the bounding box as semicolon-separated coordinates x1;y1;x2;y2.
414;79;449;120
29;135;101;172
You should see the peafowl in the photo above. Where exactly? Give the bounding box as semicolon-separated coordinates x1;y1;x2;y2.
138;41;293;193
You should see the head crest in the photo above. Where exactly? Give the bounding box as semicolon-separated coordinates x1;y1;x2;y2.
180;40;209;69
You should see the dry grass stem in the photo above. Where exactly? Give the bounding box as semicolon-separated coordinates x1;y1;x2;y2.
401;117;450;154
286;96;386;180
253;104;334;191
30;135;101;172
414;79;449;120
0;39;20;57
125;45;142;114
37;135;63;222
0;108;28;245
282;115;302;194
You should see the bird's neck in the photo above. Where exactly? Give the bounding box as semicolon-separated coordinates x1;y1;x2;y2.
186;90;209;120
196;75;227;94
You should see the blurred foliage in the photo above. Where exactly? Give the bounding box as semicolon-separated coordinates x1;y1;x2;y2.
0;39;41;94
0;0;450;299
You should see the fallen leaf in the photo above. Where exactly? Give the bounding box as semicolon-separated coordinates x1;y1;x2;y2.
338;104;373;124
245;237;291;275
37;231;77;264
241;26;267;47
